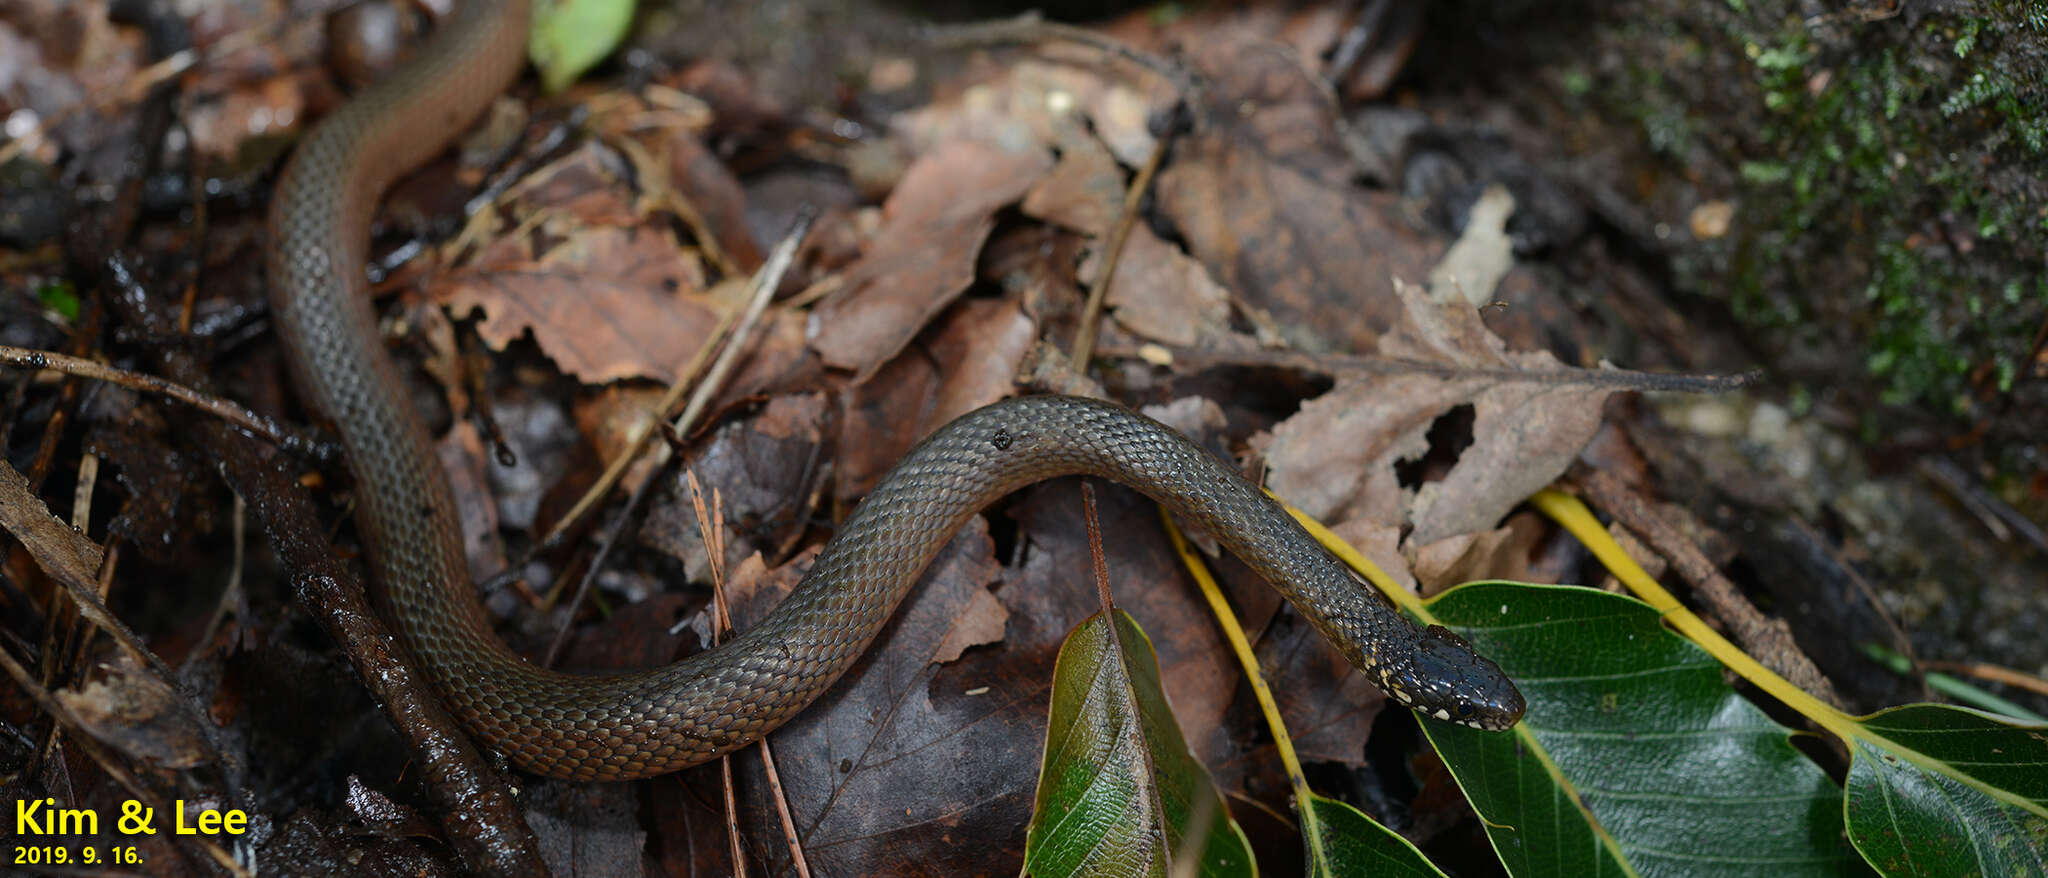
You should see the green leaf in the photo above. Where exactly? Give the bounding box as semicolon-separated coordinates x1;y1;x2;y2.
1025;609;1255;877
1420;582;1859;878
1303;793;1448;878
37;280;79;322
528;0;635;94
1843;705;2048;877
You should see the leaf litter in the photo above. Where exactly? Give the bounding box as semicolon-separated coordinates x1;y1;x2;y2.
0;1;1790;875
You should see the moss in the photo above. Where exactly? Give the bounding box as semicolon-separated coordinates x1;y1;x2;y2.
1599;1;2045;422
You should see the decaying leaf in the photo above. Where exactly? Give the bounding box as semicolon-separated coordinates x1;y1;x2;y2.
728;517;1031;874
1258;278;1619;547
1156;30;1440;355
435;224;716;383
639;392;830;584
57;654;212;770
810;139;1051;379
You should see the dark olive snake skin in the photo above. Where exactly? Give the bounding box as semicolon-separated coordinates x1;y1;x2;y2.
267;0;1525;782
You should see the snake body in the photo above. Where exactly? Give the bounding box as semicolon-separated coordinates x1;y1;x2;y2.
267;0;1524;781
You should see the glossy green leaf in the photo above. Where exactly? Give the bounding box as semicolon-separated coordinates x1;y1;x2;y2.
1843;704;2048;877
1303;793;1448;878
1026;609;1255;878
1420;582;1858;878
528;0;635;93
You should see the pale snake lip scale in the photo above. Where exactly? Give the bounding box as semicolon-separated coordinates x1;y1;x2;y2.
267;0;1526;782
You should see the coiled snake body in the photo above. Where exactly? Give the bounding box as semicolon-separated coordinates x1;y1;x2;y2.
267;0;1524;781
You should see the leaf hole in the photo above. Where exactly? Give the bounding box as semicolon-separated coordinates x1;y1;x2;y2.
1394;403;1476;490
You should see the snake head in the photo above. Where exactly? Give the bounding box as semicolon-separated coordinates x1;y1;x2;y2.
1382;625;1525;731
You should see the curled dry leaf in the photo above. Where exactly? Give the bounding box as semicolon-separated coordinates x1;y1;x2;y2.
1407;514;1540;596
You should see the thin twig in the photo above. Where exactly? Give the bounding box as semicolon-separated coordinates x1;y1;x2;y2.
532;209;814;556
684;471;749;878
670;210;814;442
685;470;813;878
757;741;814;878
1918;457;2048;558
1071;132;1172;368
0;462;175;684
1098;342;1763;394
190;494;247;667
0;344;330;459
1083;484;1114;612
539;215;811;658
1922;660;2048;699
1575;470;1845;707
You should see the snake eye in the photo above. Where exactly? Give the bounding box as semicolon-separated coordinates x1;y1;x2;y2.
1454;702;1475;718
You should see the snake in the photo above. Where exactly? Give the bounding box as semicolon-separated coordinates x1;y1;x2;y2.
265;0;1525;782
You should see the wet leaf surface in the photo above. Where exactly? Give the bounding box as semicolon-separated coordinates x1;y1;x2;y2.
1425;582;1860;878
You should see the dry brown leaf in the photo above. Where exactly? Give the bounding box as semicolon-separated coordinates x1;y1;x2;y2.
571;384;667;488
932;586;1009;664
1155;30;1439;354
502;140;641;228
894;59;1166;167
1021;125;1125;236
1258;279;1619;547
1407;513;1541;596
436;419;506;584
433;225;715;383
1095;226;1235;349
809;139;1050;379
